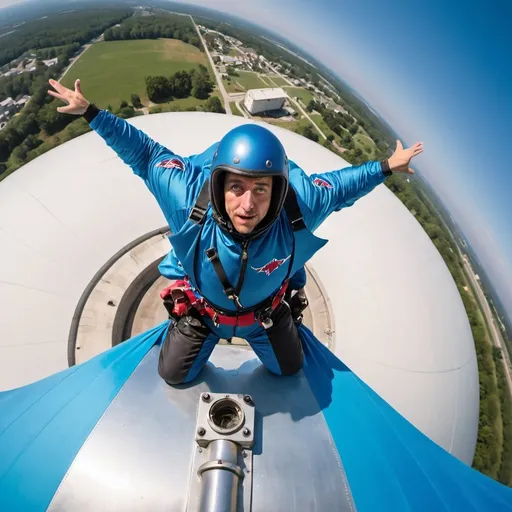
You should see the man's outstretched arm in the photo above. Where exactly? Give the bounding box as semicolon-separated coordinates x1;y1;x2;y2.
296;140;424;232
47;78;170;179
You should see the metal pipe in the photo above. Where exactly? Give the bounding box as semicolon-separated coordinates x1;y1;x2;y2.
198;440;243;512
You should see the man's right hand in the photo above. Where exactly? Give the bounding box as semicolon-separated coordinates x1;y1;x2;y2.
48;78;90;115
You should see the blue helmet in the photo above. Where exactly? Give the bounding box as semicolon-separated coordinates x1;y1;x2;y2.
209;124;289;239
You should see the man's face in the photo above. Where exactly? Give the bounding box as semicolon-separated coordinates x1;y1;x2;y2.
223;172;273;234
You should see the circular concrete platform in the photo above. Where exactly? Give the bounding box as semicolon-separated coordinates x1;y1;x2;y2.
72;228;334;364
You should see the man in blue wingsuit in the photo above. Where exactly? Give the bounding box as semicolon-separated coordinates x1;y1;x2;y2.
48;78;424;385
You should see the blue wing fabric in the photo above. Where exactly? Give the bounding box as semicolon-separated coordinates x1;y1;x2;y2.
299;324;512;511
1;321;511;511
0;321;169;511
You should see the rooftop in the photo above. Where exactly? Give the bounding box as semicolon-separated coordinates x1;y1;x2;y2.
247;88;287;101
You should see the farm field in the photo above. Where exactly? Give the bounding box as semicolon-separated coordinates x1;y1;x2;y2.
61;39;212;108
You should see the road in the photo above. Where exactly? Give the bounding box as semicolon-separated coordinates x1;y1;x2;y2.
58;43;93;82
289;96;327;140
189;16;232;115
462;257;512;399
235;98;249;118
263;60;294;86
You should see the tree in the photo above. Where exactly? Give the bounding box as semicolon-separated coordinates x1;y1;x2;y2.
191;72;213;99
301;125;319;143
169;70;192;98
131;93;142;109
306;99;315;113
118;106;136;119
120;100;128;109
12;145;28;162
492;346;503;361
204;96;225;113
145;76;173;103
349;124;358;135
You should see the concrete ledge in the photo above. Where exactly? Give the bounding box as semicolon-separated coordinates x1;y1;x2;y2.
72;230;333;364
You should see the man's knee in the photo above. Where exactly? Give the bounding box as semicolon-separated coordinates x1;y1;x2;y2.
158;316;211;385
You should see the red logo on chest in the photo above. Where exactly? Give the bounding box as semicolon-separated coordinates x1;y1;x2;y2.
251;255;291;276
157;158;185;170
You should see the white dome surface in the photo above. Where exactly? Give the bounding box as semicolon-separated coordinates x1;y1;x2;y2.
0;112;478;464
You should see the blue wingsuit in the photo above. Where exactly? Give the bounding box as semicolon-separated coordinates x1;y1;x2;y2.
89;110;388;381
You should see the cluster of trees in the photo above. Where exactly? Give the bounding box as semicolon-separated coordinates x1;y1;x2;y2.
0;52;82;163
295;124;319;143
145;65;213;103
103;14;201;49
0;44;80;102
33;43;80;61
386;176;512;485
307;100;358;134
149;95;224;115
496;353;512;485
0;9;131;67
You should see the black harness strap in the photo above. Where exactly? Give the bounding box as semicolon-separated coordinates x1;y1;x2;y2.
187;180;307;318
188;179;210;224
283;185;306;231
205;247;243;309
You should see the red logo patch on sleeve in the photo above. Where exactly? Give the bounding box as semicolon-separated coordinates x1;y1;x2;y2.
313;177;333;188
157;158;185;170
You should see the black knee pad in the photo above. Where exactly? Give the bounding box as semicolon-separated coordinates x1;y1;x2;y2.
158;317;210;385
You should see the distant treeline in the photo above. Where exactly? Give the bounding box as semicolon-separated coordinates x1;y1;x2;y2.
0;9;132;68
145;65;213;103
104;14;201;49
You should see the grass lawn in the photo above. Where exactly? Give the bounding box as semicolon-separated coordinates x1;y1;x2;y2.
354;132;377;157
61;39;211;109
311;116;337;140
232;102;244;117
148;91;222;113
223;77;245;94
267;74;289;87
264;117;311;133
228;48;242;57
234;71;268;90
283;86;315;106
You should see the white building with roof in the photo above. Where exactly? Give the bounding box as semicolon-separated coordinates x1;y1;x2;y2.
244;88;287;115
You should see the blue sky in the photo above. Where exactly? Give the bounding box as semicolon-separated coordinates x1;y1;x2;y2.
183;0;512;316
1;0;511;317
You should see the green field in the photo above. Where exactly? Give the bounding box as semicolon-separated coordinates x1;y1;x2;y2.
284;86;315;106
61;39;212;109
223;76;245;94
234;71;268;90
232;102;244;117
267;74;289;87
312;116;337;140
354;132;377;156
265;117;311;132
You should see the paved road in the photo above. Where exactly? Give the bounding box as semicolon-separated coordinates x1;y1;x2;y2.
235;98;249;118
289;96;327;140
190;16;232;115
264;60;294;86
58;44;93;82
462;257;512;400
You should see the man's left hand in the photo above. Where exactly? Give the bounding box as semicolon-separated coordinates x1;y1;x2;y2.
388;140;424;174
